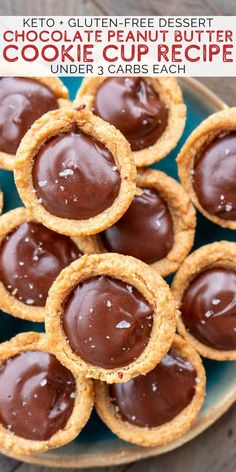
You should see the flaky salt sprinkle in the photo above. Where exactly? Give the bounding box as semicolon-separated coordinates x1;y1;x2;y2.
40;378;47;387
116;320;131;329
212;298;220;305
38;180;47;187
59;168;74;178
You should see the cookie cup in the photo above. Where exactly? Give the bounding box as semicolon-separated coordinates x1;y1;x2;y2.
172;241;236;360
82;169;196;277
14;107;137;236
94;335;205;447
177;108;236;229
0;331;93;455
75;77;186;167
0;207;86;322
0;77;70;171
45;253;177;383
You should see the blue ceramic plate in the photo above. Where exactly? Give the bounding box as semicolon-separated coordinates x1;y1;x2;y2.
0;78;235;468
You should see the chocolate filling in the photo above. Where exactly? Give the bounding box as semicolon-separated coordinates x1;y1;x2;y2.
0;77;58;155
182;268;236;350
101;188;174;264
33;130;121;220
93;77;168;151
110;350;196;427
62;275;153;369
0;221;81;306
193;131;236;220
0;351;75;440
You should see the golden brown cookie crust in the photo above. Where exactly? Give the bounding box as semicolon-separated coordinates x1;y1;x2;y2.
75;77;186;167
83;169;196;277
172;241;236;360
45;253;177;383
94;335;206;447
0;331;94;455
177;108;236;229
14;107;137;236
0;207;87;322
0;77;70;172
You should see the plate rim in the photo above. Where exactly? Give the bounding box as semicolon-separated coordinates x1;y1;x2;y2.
0;76;233;469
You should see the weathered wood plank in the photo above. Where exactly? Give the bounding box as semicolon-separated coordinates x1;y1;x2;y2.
2;0;236;17
0;455;19;472
90;0;214;16
0;0;101;15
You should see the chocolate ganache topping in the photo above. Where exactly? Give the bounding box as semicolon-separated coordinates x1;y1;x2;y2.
101;188;174;264
0;351;75;440
182;268;236;350
93;78;168;151
193;131;236;220
33;130;121;220
0;77;58;155
62;276;153;369
110;350;196;428
0;222;81;306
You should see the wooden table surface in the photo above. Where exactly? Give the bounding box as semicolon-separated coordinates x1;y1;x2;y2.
1;0;236;471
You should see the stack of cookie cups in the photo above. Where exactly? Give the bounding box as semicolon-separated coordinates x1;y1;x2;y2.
0;76;210;454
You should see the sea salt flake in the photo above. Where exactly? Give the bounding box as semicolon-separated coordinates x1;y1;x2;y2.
225;202;233;212
25;299;34;305
38;180;47;187
106;300;112;308
116;320;131;329
205;310;213;318
112;165;118;172
126;285;133;293
212;298;220;305
19;261;24;266
152;383;157;392
59;168;74;177
40;379;47;387
33;255;39;262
